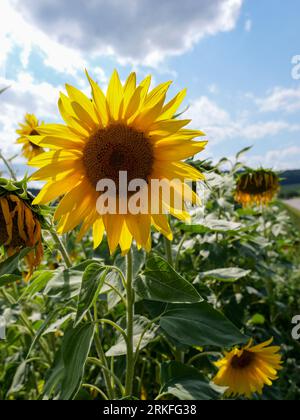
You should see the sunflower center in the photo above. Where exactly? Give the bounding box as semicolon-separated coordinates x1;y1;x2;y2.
83;124;154;189
231;351;255;369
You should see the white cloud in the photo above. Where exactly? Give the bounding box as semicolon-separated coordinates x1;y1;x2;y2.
0;71;62;160
246;146;300;170
254;87;300;113
187;96;300;143
0;0;87;77
12;0;243;67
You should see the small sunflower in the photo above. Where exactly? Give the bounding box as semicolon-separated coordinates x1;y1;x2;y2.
213;338;282;399
16;114;45;161
29;70;207;254
235;169;279;207
0;179;44;279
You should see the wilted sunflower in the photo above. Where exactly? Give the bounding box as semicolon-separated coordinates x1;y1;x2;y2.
235;169;279;207
16;114;45;161
0;179;44;279
29;70;207;254
213;338;282;398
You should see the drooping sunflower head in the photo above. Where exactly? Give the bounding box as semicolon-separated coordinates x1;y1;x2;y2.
213;338;282;398
235;169;280;208
0;179;44;279
29;70;207;254
16;114;45;161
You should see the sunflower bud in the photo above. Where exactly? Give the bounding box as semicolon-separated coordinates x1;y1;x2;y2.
0;179;44;279
235;169;280;208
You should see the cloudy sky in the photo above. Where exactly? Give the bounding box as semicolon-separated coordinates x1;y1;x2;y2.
0;0;300;179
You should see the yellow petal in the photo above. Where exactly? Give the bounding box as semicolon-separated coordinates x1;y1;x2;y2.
157;89;187;120
106;69;123;121
93;218;105;249
149;119;191;137
65;83;98;122
154;140;207;161
85;69;109;127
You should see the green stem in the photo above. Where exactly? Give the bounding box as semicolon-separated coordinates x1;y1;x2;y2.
164;237;174;266
164;236;186;363
175;233;186;270
125;248;135;397
50;230;72;268
0;151;17;181
91;307;115;400
82;383;109;400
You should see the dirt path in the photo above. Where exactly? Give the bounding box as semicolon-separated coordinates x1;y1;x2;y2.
284;198;300;211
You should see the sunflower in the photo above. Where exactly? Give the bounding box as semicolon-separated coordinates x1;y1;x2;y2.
213;338;282;398
0;180;44;279
235;169;279;207
16;114;45;161
29;70;207;254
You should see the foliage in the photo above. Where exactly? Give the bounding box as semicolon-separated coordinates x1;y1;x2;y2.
0;154;299;401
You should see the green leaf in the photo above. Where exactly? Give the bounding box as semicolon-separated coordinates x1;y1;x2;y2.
44;268;83;301
7;361;27;395
235;146;252;160
26;308;65;359
19;270;54;300
60;323;95;400
160;302;247;348
75;263;107;326
160;361;218;400
106;315;158;357
134;256;202;304
248;313;266;325
101;270;124;311
198;268;251;283
0;86;10;95
0;248;32;277
43;314;74;335
0;274;21;287
180;219;242;234
43;260;98;301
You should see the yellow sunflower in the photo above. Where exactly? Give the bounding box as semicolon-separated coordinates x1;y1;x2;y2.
16;114;45;161
0;194;43;279
29;70;207;254
235;169;279;208
213;338;282;398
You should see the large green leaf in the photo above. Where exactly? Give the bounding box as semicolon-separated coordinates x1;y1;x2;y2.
43;261;98;301
160;361;218;400
101;270;125;311
60;323;95;400
106;315;158;357
134;256;202;304
160;302;247;347
75;263;107;326
197;267;251;283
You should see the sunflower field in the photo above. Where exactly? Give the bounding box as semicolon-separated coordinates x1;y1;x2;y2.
0;72;299;402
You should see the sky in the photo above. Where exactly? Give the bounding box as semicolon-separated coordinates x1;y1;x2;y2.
0;0;300;180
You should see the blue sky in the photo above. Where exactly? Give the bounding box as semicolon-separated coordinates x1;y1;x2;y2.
0;0;300;179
